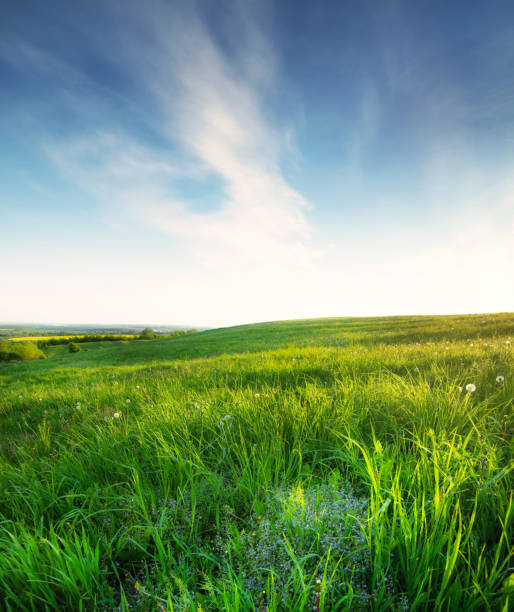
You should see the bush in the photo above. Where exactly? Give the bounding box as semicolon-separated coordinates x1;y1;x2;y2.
69;342;81;353
0;340;46;362
0;351;21;362
140;327;156;340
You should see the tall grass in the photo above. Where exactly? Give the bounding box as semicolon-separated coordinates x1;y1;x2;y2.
0;314;512;610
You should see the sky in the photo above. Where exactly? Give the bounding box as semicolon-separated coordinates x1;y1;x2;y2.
1;0;513;328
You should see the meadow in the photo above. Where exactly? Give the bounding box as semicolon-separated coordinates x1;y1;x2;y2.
0;313;512;611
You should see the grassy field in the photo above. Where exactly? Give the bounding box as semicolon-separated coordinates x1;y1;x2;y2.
0;313;512;611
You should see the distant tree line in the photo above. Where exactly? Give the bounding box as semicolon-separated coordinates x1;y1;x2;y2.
0;340;46;362
139;328;199;340
36;334;135;348
36;329;199;348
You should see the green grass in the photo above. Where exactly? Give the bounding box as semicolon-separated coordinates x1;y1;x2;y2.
0;313;512;611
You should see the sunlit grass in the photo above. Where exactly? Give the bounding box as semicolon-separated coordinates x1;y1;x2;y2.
0;313;512;610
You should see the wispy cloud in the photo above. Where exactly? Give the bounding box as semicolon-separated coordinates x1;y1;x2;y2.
40;1;319;282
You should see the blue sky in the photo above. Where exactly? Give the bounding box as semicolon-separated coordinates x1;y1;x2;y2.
1;0;513;327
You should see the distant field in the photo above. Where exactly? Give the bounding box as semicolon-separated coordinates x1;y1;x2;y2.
9;334;138;342
0;313;512;610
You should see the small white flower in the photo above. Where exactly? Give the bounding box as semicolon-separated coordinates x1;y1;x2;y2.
496;375;504;383
255;393;260;398
458;386;463;392
136;385;140;389
220;415;232;427
506;340;511;345
413;367;419;372
465;383;476;393
113;412;120;419
126;399;130;404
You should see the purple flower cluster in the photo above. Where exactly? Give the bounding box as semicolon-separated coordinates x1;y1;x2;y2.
215;482;396;608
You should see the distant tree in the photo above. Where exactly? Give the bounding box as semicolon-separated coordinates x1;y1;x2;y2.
69;342;81;353
140;327;156;340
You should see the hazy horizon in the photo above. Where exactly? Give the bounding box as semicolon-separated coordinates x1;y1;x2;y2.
2;0;513;327
2;310;513;332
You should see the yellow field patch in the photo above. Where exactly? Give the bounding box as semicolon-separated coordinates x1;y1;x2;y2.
9;334;137;342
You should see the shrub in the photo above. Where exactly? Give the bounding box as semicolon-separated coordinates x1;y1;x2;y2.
140;327;156;340
0;350;21;362
69;342;81;353
0;340;45;362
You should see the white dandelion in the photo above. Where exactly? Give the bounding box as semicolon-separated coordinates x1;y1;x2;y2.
220;415;232;427
113;412;120;419
465;383;476;393
496;375;504;383
126;399;130;404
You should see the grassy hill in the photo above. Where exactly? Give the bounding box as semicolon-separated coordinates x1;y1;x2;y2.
0;314;512;610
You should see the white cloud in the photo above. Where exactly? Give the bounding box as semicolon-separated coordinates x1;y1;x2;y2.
44;1;319;286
